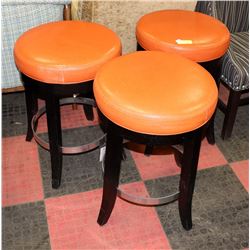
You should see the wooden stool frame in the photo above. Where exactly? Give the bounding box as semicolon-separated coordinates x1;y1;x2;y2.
21;73;99;189
97;114;203;231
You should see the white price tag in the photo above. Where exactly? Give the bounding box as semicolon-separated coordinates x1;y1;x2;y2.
176;39;193;44
99;146;106;162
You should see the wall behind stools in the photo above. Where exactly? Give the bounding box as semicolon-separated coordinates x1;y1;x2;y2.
71;0;197;54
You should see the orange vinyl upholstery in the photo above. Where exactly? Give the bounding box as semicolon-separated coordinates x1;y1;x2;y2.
136;10;230;62
94;51;218;135
14;20;121;84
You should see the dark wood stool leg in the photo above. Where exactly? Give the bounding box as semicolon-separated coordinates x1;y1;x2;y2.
81;92;94;121
97;125;123;226
83;104;94;121
221;89;241;139
206;113;216;145
24;87;38;141
178;129;202;230
173;147;183;168
45;96;63;189
202;59;221;145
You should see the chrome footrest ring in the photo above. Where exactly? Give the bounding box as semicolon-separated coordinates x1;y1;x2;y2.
117;188;179;206
101;157;179;206
31;97;106;154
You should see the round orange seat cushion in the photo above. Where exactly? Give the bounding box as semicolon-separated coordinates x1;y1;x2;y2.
14;21;121;84
136;10;230;62
94;51;218;135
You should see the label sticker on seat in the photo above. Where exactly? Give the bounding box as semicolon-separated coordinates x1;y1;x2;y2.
176;39;193;44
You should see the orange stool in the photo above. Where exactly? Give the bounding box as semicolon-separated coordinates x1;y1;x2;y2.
94;51;218;230
14;21;121;188
136;9;230;144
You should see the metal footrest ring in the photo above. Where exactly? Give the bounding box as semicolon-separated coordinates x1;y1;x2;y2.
117;188;179;206
101;155;179;206
31;97;106;154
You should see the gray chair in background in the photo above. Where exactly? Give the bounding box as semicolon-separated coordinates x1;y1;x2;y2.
196;1;249;139
2;0;71;92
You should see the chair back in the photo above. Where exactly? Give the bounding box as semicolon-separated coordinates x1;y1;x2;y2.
195;1;249;33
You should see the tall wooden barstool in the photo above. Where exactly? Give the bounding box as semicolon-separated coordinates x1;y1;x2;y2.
94;51;218;230
136;9;230;145
14;21;121;188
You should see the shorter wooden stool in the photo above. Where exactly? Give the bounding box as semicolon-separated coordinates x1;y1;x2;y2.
14;21;121;188
94;51;218;230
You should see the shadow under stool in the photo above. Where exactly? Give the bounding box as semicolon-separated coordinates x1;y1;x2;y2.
14;20;121;188
136;9;230;145
94;51;218;230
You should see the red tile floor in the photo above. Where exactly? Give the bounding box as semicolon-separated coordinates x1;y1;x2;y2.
2;91;249;250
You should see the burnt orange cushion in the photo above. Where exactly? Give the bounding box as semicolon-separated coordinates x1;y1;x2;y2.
14;21;121;84
94;51;218;135
136;10;230;62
